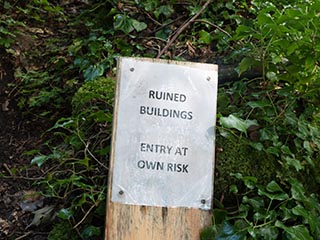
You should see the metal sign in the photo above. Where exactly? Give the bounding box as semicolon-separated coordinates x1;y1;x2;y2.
111;57;218;210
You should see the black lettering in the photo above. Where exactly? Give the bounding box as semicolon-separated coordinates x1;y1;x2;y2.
167;163;173;171
181;111;187;119
182;164;189;173
137;160;145;169
166;162;189;173
140;106;146;114
138;160;164;171
180;94;186;102
147;90;187;102
140;143;146;152
176;163;182;172
149;90;155;99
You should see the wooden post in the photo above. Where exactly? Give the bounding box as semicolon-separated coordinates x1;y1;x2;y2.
105;57;217;240
105;202;212;240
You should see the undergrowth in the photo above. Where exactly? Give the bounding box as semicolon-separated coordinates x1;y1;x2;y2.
1;0;319;239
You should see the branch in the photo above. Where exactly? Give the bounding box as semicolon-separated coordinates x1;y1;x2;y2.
193;19;231;37
156;0;212;58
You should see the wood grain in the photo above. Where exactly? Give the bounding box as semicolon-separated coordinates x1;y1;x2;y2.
105;202;212;240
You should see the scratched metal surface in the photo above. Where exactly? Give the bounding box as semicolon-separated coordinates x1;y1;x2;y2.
111;57;218;210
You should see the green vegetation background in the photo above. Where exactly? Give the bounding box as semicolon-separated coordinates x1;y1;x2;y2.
1;0;319;239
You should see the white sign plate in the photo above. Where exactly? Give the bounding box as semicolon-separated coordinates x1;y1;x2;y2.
111;57;218;210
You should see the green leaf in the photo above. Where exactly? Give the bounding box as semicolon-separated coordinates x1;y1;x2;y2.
154;5;174;18
291;204;319;234
266;71;278;81
199;30;213;44
258;188;289;201
155;27;171;40
201;225;217;240
243;176;257;189
238;57;256;76
31;155;49;167
215;221;246;240
285;156;303;171
84;64;104;81
213;209;228;225
57;208;73;220
131;19;147;32
247;100;271;109
242;196;264;210
220;114;247;133
266;181;285;193
81;225;101;238
255;226;279;240
113;14;134;34
289;178;306;201
275;221;313;240
229;184;238;194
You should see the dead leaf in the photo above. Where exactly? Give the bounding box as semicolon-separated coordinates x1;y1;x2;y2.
19;190;44;212
26;205;55;229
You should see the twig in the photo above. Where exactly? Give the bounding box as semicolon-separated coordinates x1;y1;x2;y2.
15;232;32;240
149;15;185;35
193;19;231;37
156;0;212;58
0;175;45;180
3;163;13;176
73;203;96;229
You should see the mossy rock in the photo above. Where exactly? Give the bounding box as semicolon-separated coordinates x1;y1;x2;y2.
214;133;279;198
72;77;115;116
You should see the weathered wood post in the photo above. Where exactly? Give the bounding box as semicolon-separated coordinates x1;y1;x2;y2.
105;57;218;240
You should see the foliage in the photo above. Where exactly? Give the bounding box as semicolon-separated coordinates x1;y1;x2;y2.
208;1;320;239
202;176;320;240
2;0;320;238
30;77;114;237
48;221;78;240
233;1;320;96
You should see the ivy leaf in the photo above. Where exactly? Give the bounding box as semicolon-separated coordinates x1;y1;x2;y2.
82;225;101;238
199;30;213;44
255;226;279;240
242;196;264;210
31;155;49;167
220;114;247;133
57;208;73;220
215;221;246;240
113;14;134;34
154;5;174;18
292;204;319;234
131;19;147;32
247;100;271;109
84;64;104;81
289;178;306;201
258;188;289;201
266;181;285;193
213;209;228;225
275;221;313;240
285;156;303;171
238;57;257;76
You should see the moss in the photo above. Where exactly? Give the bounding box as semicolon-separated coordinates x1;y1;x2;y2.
72;77;115;115
48;222;79;240
214;133;279;197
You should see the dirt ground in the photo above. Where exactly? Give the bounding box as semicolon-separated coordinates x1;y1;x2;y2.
0;48;51;239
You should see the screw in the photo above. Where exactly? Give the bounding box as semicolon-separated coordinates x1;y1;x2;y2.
206;77;211;81
201;199;206;204
119;190;124;195
130;67;135;72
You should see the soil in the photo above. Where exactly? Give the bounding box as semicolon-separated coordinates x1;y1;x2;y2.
0;48;52;239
